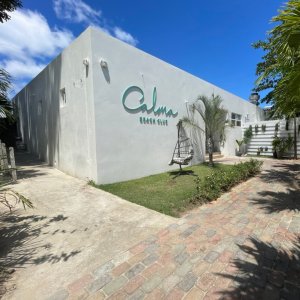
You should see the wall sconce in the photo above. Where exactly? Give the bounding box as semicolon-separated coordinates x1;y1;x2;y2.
83;58;89;77
100;59;108;68
83;58;89;66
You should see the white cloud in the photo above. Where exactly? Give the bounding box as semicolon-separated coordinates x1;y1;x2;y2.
53;0;138;46
53;0;101;25
1;59;45;78
0;9;73;61
113;27;138;46
0;9;73;94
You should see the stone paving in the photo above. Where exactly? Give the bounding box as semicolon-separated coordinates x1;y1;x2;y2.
50;159;300;300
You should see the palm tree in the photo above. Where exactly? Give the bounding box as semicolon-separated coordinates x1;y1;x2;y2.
183;94;227;166
0;68;13;121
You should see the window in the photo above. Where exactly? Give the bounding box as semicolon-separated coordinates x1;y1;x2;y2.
60;88;66;107
231;113;242;126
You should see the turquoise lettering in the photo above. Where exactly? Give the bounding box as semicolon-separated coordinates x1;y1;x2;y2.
122;86;178;118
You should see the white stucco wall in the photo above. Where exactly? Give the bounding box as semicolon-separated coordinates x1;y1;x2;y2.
89;28;263;184
15;27;264;184
14;29;98;181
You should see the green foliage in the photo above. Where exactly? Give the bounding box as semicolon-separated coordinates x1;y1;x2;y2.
0;0;22;23
257;147;264;153
272;134;294;154
186;94;227;166
193;159;263;204
253;0;300;116
95;163;233;217
236;139;244;147
236;139;244;155
0;189;33;212
191;94;227;143
87;179;96;187
0;68;14;129
0;69;13;117
243;126;253;144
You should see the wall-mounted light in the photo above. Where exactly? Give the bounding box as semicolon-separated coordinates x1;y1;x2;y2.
83;58;89;66
100;59;108;68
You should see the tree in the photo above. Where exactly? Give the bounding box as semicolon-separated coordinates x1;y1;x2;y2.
253;0;300;158
183;94;227;166
0;68;13;121
0;0;22;23
253;0;300;115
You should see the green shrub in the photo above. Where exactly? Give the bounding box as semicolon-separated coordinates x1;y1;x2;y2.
193;159;262;203
243;126;253;144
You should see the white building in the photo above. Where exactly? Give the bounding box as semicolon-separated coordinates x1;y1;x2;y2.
14;27;264;184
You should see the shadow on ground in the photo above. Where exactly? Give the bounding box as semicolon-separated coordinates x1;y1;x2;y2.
0;212;80;296
252;163;300;213
252;189;300;213
259;163;299;188
169;170;197;179
218;236;300;299
11;150;48;180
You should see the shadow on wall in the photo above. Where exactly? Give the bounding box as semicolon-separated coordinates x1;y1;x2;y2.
100;64;110;83
217;236;300;299
17;54;62;168
0;212;80;297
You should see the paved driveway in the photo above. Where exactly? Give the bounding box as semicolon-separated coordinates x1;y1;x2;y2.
2;155;300;299
1;153;174;300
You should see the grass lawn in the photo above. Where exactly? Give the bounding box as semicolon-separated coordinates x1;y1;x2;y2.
93;163;233;217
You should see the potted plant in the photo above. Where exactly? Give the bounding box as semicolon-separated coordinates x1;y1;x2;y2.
257;147;263;156
272;134;293;159
236;140;244;156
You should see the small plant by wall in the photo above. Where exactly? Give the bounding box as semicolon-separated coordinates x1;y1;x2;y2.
256;146;268;156
236;139;244;156
243;126;253;144
272;134;293;158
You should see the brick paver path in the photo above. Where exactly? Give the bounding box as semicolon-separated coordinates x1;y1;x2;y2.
50;160;300;300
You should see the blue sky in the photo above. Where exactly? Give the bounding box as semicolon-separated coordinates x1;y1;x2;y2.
0;0;285;101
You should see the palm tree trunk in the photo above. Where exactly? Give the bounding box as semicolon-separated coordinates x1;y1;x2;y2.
208;136;213;166
294;116;297;159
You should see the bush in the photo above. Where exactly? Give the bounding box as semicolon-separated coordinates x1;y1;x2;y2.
193;159;262;203
243;126;253;144
272;134;293;157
